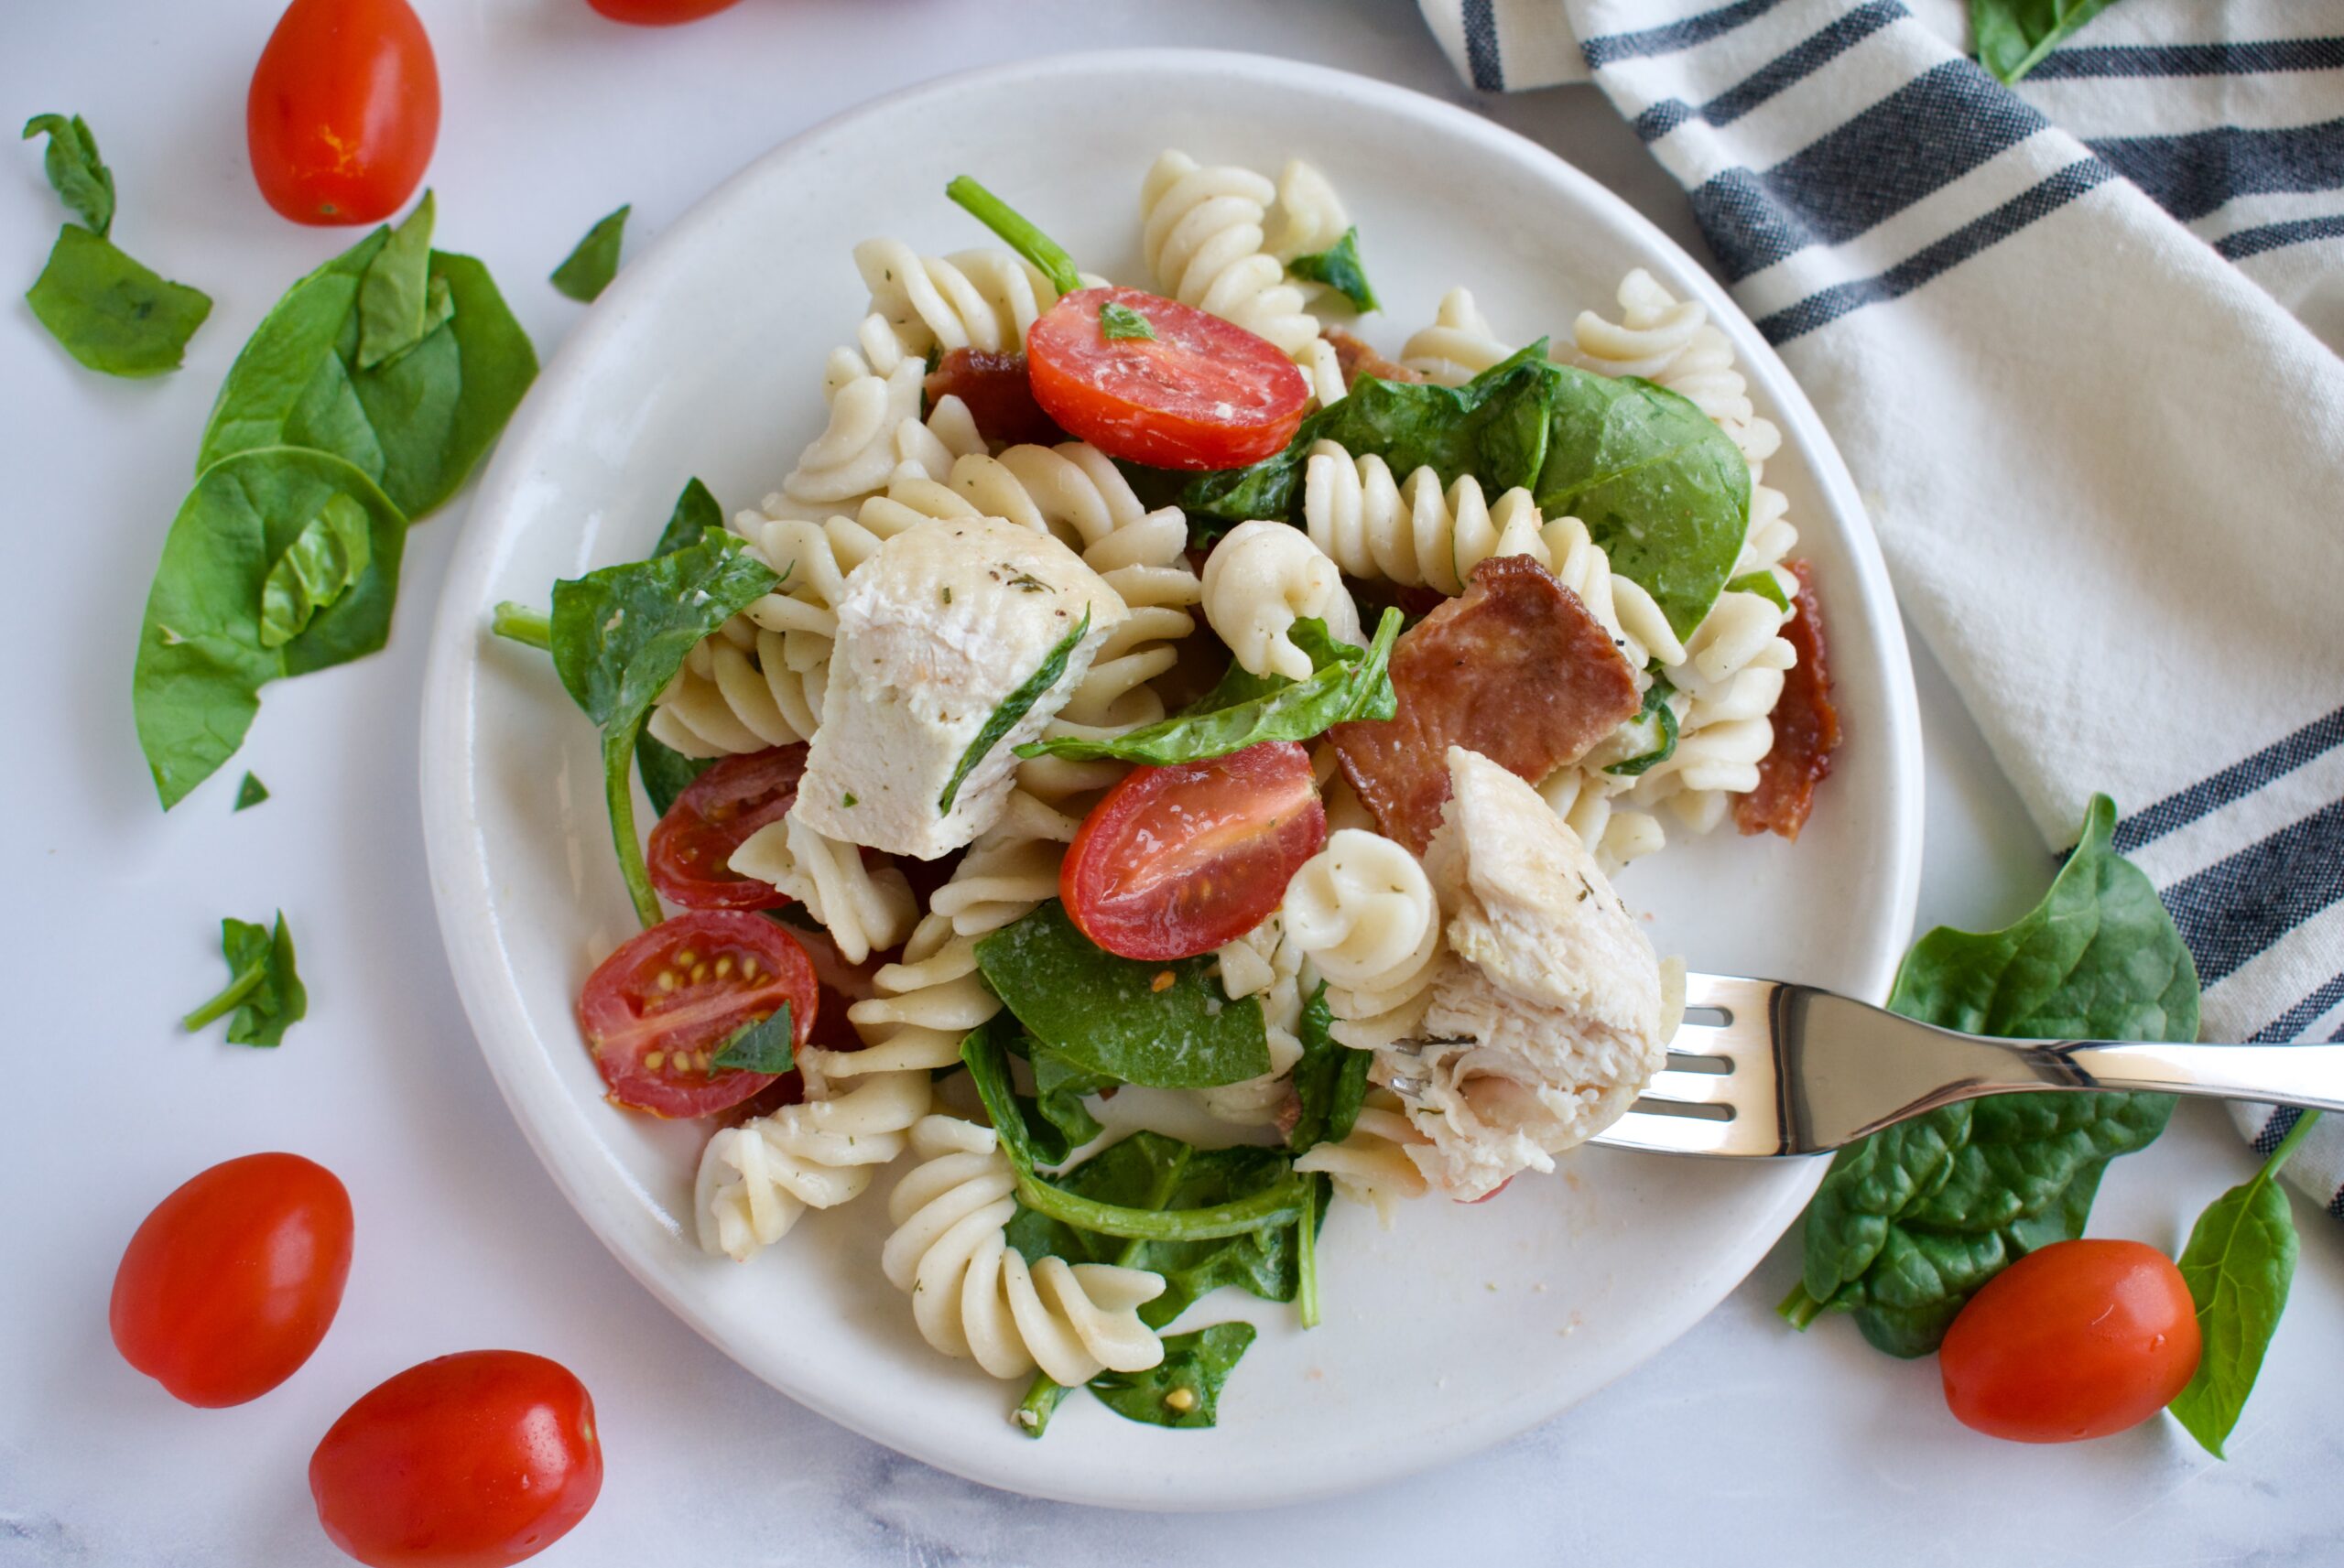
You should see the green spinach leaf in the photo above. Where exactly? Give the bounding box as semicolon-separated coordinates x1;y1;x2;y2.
551;203;631;303
258;493;372;648
1179;341;1560;534
636;734;713;818
355;191;442;369
710;1002;794;1075
1286;226;1377;312
1286;981;1370;1153
1603;673;1679;778
939;609;1089;815
1727;569;1790;610
548;530;780;925
27;224;211;378
1972;0;2122;84
1536;368;1749;638
1098;300;1155;341
1780;795;2194;1355
181;912;306;1046
2169;1110;2317;1458
652;477;726;558
22;113;114;235
1089;1323;1258;1430
974;902;1271;1089
1018;609;1401;765
1007;1034;1112;1164
134;448;408;807
233;772;269;811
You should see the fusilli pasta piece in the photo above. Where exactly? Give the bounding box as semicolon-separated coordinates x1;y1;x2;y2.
1293;1088;1431;1225
1399;287;1514;385
883;1116;1167;1384
1264;158;1350;264
728;814;916;965
782;356;925;506
1283;828;1447;1051
1571;268;1781;474
1302;441;1546;597
694;1069;931;1260
852;242;1072;358
1536;765;1667;877
1141;151;1319;358
1199;913;1309;1125
1200;520;1362;681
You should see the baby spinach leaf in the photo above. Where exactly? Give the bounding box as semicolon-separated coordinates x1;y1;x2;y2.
135;448;407;807
2169;1110;2317;1458
1010;1035;1112;1164
1019;609;1401;765
1604;674;1679;778
1286;981;1370;1153
1780;795;2194;1356
1536;368;1750;638
233;772;270;811
181;912;306;1046
939;608;1089;815
1090;1323;1258;1430
974;902;1271;1089
548;530;780;925
710;1001;794;1075
1180;341;1561;533
1097;299;1155;341
652;477;725;558
1972;0;2121;84
356;191;441;369
23;113;114;235
197;226;537;521
258;493;372;648
26;224;211;378
1286;227;1377;312
636;734;713;819
1727;569;1790;610
551;203;631;303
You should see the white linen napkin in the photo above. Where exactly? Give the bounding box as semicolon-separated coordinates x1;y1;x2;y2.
1415;0;2344;1214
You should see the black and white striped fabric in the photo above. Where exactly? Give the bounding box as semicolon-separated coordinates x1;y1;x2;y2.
1418;0;2344;1213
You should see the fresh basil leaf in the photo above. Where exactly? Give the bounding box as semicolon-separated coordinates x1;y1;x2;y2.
355;190;438;369
181;912;306;1047
22;113;114;235
1089;1323;1257;1429
26;224;211;378
258;493;373;648
652;477;725;559
135;448;407;807
974;903;1271;1089
2169;1111;2317;1458
1603;674;1680;777
1097;299;1155;341
1018;608;1401;765
233;772;269;811
939;608;1090;815
197;227;537;521
548;530;780;925
1780;795;2193;1356
1971;0;2120;84
636;733;713;819
1286;226;1377;312
711;1002;794;1075
1727;568;1790;611
1179;341;1561;535
551;203;631;303
1536;369;1750;638
1286;981;1370;1153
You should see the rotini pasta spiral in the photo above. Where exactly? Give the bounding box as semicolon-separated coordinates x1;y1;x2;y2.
883;1116;1167;1384
782;357;927;506
1200;520;1362;681
1141;151;1319;359
1570;268;1781;474
694;1069;931;1260
1630;589;1796;827
1302;441;1546;597
1199;913;1309;1126
727;814;916;965
1263;158;1350;265
852;242;1074;358
1293;1088;1431;1225
1536;765;1667;877
1282;828;1447;1051
1399;287;1514;386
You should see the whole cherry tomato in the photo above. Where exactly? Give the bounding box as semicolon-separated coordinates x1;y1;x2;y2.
247;0;440;224
585;0;744;23
1939;1238;2202;1444
310;1351;602;1567
110;1152;353;1407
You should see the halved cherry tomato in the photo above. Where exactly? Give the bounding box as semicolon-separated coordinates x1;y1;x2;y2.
246;0;440;226
585;0;743;23
576;911;815;1117
1939;1238;2201;1444
1061;741;1326;960
1026;287;1309;470
111;1152;353;1408
310;1350;602;1568
646;746;806;910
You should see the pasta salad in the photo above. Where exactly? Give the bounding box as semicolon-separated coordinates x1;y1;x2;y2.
490;151;1841;1433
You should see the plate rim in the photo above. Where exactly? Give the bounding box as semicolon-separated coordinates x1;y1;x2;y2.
418;46;1926;1510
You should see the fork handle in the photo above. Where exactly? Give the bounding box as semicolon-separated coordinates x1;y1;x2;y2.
2026;1039;2344;1114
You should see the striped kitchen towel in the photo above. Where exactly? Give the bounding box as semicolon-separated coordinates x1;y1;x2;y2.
1416;0;2344;1212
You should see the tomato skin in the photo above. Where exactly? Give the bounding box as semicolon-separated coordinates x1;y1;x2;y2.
646;746;806;910
310;1351;602;1568
1939;1238;2201;1444
246;0;439;226
1027;287;1309;470
1062;741;1326;960
585;0;743;22
110;1153;353;1408
577;910;816;1117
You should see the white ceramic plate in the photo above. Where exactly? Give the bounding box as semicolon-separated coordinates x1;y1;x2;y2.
419;49;1923;1510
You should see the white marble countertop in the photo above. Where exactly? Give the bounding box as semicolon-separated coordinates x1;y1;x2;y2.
4;2;2337;1563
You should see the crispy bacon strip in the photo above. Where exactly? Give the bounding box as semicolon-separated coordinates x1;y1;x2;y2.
1323;328;1424;392
1735;560;1840;841
1331;555;1641;853
923;350;1067;448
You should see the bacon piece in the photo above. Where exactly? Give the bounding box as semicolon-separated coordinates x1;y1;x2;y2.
1735;560;1840;840
1331;555;1641;853
923;350;1068;448
1323;328;1424;391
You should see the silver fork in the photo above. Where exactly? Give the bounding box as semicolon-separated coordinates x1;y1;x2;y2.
1590;971;2344;1158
